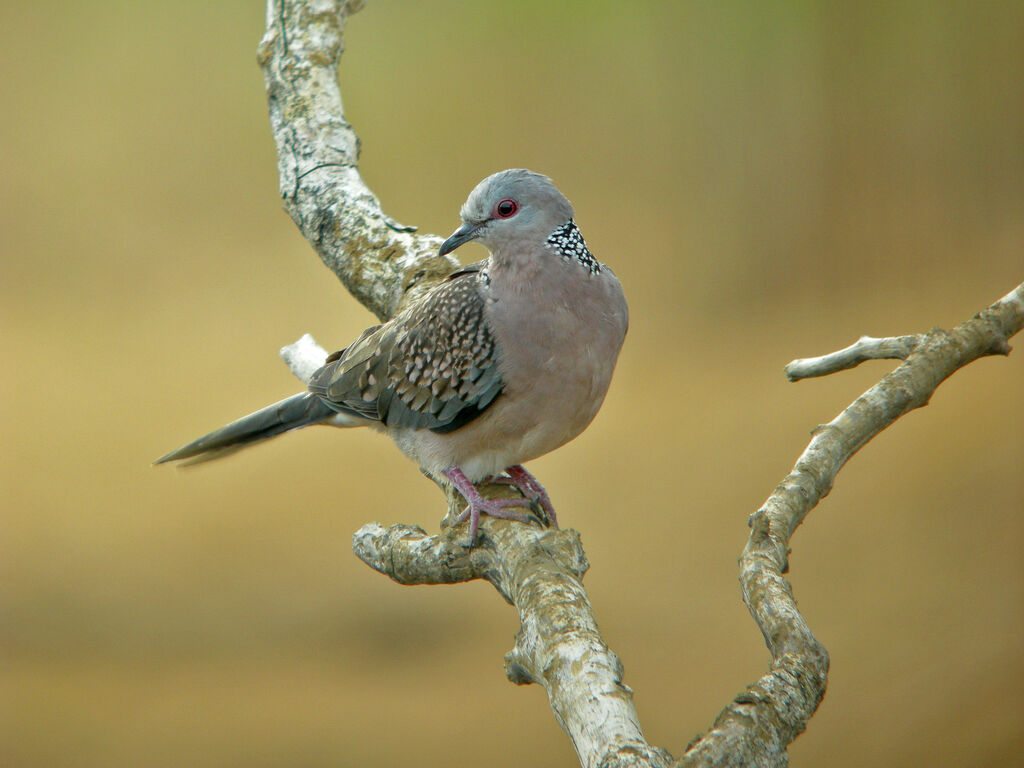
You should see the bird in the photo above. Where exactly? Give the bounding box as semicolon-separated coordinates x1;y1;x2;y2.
156;169;629;544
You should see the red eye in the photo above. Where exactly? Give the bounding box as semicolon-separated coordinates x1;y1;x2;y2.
494;199;518;218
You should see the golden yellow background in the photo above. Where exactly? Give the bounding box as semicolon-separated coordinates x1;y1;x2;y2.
3;2;1022;766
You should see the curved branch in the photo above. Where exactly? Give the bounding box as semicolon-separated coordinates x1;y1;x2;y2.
258;2;1024;767
677;282;1023;768
257;0;456;321
259;3;665;767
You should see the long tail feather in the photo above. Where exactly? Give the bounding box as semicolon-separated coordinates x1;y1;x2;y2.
154;393;336;466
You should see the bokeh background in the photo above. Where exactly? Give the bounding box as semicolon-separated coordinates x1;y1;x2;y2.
2;1;1022;766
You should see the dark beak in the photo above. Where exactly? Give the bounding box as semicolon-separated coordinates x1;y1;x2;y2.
439;222;483;257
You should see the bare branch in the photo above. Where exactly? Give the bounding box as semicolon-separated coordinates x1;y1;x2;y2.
677;281;1024;768
784;334;924;381
258;2;1024;767
353;519;673;768
257;0;456;321
259;3;665;766
279;333;328;383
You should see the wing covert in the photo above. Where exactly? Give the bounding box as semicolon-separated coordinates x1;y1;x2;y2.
307;266;503;433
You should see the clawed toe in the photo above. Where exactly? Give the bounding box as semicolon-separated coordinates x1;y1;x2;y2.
506;465;558;527
481;469;558;527
444;467;549;545
455;496;535;544
455;497;533;524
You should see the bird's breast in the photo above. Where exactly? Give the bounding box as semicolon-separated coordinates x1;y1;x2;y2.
391;264;627;481
485;264;628;445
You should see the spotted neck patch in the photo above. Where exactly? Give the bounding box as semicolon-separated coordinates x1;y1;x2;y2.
546;220;601;275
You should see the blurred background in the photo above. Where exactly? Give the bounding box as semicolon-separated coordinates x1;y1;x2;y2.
2;1;1022;766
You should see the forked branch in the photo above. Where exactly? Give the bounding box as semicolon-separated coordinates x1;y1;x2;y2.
258;2;1024;767
677;281;1022;768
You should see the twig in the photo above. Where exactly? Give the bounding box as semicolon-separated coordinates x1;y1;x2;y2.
279;333;327;383
784;334;924;381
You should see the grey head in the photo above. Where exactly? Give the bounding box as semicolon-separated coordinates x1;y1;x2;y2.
439;169;574;259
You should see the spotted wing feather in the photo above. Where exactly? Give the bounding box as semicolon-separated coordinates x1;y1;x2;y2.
307;266;503;433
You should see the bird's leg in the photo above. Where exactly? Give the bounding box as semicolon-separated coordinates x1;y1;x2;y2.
476;468;557;527
505;465;558;528
443;467;534;544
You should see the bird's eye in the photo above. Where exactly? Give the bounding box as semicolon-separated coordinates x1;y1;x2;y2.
494;199;519;218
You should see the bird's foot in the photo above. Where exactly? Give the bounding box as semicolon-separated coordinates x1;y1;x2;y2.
505;465;558;528
443;467;534;545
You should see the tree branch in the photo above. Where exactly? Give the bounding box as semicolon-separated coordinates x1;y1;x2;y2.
258;1;1024;766
257;0;455;320
784;334;924;381
352;521;673;768
677;282;1023;768
279;333;328;382
259;3;662;766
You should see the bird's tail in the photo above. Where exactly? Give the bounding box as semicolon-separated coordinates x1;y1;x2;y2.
154;392;337;466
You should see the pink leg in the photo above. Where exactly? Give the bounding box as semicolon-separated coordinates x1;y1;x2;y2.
505;465;558;528
443;467;534;544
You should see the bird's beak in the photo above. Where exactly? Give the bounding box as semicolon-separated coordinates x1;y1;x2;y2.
439;221;483;257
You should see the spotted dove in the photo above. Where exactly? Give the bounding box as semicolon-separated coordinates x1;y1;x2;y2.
156;169;629;543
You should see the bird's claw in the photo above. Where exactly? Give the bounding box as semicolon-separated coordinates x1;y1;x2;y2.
456;496;534;544
444;465;563;546
505;465;558;527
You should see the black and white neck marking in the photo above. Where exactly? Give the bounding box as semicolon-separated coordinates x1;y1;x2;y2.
546;220;601;276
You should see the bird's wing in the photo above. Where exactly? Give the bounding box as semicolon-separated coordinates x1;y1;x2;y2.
307;264;503;433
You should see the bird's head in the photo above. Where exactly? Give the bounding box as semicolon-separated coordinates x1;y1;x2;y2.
439;169;574;260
